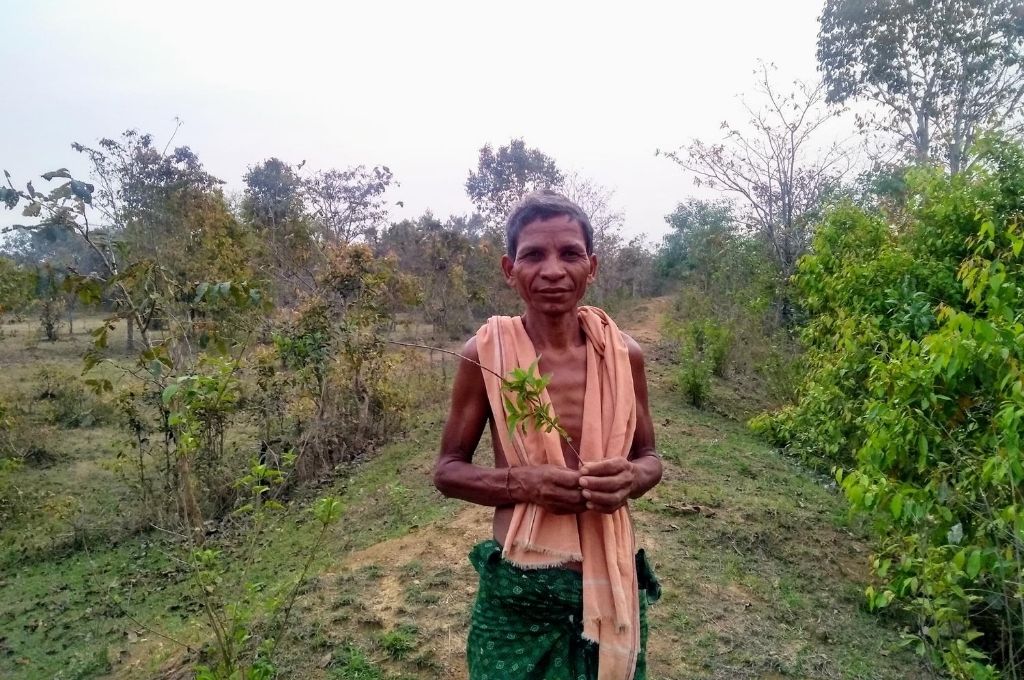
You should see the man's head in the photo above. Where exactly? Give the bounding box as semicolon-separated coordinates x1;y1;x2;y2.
505;190;594;259
500;190;597;315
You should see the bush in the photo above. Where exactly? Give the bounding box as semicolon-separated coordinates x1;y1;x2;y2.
754;139;1024;678
34;365;113;428
677;353;711;409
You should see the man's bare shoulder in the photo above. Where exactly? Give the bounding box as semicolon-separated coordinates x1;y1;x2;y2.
460;336;479;360
618;331;645;366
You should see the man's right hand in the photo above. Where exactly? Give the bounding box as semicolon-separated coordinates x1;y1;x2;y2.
508;465;587;514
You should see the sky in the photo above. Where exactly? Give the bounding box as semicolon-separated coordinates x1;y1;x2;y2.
0;0;827;242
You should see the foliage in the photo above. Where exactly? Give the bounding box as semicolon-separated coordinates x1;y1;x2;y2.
272;243;415;480
0;401;26;521
33;263;65;342
502;360;574;448
660;63;849;290
34;364;113;428
465;138;564;231
307;165;395;244
378;213;477;337
0;256;34;322
818;0;1024;173
190;452;343;680
676;352;712;409
656;199;736;286
753;139;1024;678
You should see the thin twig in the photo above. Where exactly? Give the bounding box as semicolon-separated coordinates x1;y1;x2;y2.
385;339;505;381
386;339;583;465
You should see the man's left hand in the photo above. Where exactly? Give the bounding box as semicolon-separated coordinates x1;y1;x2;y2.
578;458;636;514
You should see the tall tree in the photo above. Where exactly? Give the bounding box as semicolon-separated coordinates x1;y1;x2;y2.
465;138;564;230
818;0;1024;173
661;65;848;287
657;199;737;289
306;165;394;245
241;158;314;297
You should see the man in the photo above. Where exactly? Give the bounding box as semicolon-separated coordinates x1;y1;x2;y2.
435;190;662;680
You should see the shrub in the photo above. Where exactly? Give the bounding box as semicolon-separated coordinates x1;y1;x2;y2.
677;353;711;409
753;139;1024;678
34;365;112;428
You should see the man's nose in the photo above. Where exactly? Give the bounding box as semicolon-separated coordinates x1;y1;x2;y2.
539;256;566;279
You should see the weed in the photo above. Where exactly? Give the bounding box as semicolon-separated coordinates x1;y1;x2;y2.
329;644;382;680
378;624;418;660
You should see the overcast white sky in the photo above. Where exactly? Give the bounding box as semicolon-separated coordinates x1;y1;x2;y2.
1;0;826;241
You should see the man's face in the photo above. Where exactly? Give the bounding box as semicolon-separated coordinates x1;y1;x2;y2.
500;215;597;315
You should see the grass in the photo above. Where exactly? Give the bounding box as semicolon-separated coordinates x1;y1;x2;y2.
0;310;933;679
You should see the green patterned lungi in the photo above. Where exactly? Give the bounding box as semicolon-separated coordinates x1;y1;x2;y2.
467;539;661;680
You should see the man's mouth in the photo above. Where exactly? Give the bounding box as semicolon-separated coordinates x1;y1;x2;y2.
537;289;572;294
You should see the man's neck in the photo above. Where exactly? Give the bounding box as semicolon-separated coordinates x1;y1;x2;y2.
521;307;584;352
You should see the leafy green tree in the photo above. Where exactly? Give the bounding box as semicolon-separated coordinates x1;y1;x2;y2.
818;0;1024;174
2;130;267;531
0;256;33;323
379;212;476;337
656;199;736;288
753;138;1024;678
465;138;564;231
241;157;305;228
306;165;395;244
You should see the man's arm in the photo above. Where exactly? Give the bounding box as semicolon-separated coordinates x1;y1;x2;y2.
578;334;663;513
434;337;588;514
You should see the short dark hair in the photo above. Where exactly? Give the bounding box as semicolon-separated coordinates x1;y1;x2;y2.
505;190;594;258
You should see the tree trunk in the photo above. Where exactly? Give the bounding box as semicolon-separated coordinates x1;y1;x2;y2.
126;317;135;352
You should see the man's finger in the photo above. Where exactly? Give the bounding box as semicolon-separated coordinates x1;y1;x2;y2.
579;472;631;492
579;458;630;477
584;489;629;506
585;498;627;514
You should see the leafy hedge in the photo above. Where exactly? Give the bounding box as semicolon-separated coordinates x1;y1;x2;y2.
752;140;1024;679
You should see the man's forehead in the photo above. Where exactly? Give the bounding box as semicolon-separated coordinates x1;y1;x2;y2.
517;215;587;246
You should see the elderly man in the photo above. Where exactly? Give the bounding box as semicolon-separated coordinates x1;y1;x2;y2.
435;190;662;680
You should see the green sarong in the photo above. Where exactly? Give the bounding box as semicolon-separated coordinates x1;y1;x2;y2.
467;539;661;680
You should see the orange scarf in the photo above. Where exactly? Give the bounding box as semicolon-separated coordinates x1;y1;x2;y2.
475;306;640;680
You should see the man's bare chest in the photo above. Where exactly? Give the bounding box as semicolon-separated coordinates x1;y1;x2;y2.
537;351;587;466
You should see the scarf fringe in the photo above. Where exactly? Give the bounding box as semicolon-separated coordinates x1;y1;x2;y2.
505;541;583;570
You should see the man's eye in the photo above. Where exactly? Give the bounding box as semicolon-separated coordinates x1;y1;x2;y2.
562;251;583;260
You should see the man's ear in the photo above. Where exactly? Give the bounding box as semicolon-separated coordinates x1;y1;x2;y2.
500;254;515;284
587;253;598;284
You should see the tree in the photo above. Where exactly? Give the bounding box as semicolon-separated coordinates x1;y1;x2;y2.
818;0;1024;174
2;130;265;532
558;173;634;305
306;165;395;245
656;199;737;288
661;65;849;295
465;138;565;230
241;158;315;298
71;129;236;350
753;140;1024;676
0;256;33;323
241;157;305;228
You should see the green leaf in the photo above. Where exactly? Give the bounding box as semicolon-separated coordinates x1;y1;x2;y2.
965;550;982;579
313;496;343;525
21;202;41;217
162;383;180;405
890;493;904;520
